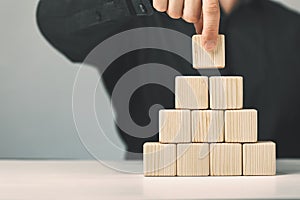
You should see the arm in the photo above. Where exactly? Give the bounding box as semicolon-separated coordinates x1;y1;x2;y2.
36;0;152;62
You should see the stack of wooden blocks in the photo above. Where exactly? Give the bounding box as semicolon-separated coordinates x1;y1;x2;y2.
143;35;276;176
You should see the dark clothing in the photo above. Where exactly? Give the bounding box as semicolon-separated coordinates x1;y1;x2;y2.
37;0;300;158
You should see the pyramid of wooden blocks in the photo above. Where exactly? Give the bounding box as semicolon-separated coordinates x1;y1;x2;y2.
143;34;276;177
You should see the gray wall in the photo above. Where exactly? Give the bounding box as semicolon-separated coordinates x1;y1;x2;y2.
272;0;300;11
0;0;299;160
0;0;124;160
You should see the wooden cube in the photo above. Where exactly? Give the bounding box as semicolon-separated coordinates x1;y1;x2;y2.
210;143;242;176
225;109;258;143
209;76;243;109
175;76;208;109
192;110;224;142
243;142;276;176
143;143;176;176
177;143;210;176
192;35;225;69
159;110;191;143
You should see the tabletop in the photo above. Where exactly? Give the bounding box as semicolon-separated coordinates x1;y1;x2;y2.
0;159;299;200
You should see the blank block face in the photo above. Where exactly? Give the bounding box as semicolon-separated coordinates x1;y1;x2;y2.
192;110;224;142
243;142;276;176
159;110;191;143
192;35;225;69
210;143;242;176
175;76;208;109
210;76;243;109
225;109;258;143
143;143;176;176
177;144;209;176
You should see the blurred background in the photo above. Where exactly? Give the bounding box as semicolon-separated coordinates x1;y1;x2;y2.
0;0;299;160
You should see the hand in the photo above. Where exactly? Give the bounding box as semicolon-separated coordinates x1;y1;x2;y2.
153;0;220;51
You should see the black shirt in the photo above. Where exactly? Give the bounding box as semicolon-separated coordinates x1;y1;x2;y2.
37;0;300;158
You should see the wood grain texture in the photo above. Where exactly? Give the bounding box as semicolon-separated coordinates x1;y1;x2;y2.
210;143;242;176
159;110;191;143
209;76;243;109
177;143;209;176
225;109;258;143
192;110;224;142
243;142;276;176
175;76;208;109
192;35;225;69
143;143;177;176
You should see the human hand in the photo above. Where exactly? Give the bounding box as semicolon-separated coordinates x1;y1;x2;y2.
153;0;220;51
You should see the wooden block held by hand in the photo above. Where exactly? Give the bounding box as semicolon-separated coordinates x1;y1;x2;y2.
210;143;242;176
243;142;276;176
225;109;258;143
210;76;243;109
192;35;225;69
177;143;209;176
175;76;208;109
159;110;191;143
192;110;224;142
143;143;176;176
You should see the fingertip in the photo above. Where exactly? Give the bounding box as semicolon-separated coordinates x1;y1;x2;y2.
203;40;217;51
182;14;199;23
154;6;167;12
167;10;182;19
200;35;218;51
201;31;219;51
153;0;168;12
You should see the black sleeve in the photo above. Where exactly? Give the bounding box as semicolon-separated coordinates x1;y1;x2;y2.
36;0;195;63
36;0;137;62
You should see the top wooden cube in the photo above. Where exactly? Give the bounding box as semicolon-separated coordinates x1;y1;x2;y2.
192;35;225;69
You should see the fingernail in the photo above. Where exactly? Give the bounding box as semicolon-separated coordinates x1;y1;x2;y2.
204;40;217;51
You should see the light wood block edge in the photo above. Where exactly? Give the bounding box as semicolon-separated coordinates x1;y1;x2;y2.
192;110;224;142
209;76;243;110
192;35;225;69
225;109;258;143
143;142;177;177
175;76;208;109
177;143;210;176
159;110;191;144
243;141;276;176
210;143;242;176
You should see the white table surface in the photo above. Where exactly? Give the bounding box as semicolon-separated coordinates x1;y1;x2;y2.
0;159;299;200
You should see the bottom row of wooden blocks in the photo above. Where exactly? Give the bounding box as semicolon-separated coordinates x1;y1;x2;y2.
143;142;276;176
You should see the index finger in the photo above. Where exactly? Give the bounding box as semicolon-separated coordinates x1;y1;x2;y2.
202;0;220;51
153;0;168;12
